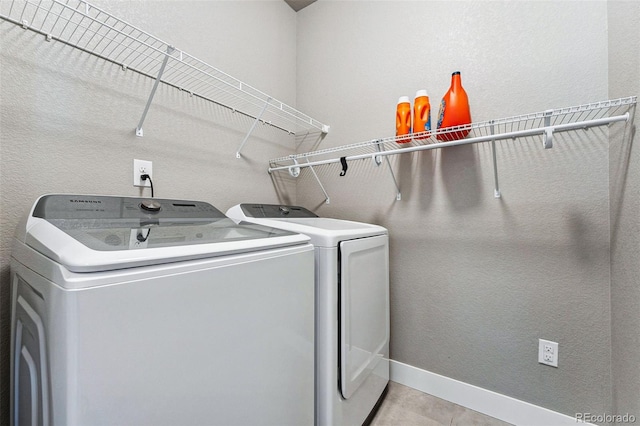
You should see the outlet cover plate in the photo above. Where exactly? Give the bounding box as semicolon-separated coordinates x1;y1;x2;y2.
133;159;152;187
538;339;558;367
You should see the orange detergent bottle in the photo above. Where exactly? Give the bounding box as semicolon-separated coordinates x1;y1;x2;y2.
396;96;412;143
436;71;471;141
413;90;431;139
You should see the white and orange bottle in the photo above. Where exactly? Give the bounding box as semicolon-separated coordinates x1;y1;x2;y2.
396;96;412;143
413;90;431;139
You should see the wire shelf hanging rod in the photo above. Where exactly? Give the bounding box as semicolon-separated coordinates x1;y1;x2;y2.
268;113;630;173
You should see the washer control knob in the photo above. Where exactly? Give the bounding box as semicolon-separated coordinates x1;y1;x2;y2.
141;200;161;212
279;206;290;215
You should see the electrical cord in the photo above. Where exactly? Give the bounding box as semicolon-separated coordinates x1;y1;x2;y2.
141;173;154;197
137;228;151;242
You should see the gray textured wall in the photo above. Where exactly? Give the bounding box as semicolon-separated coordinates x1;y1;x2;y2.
1;0;638;424
0;1;298;423
294;0;622;418
608;1;640;421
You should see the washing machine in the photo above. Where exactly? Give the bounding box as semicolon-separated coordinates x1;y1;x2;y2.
226;203;389;426
10;194;315;426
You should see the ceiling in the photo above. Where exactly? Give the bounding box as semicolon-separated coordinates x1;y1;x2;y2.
284;0;317;12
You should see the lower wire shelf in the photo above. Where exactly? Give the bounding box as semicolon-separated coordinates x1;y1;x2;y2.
268;96;637;203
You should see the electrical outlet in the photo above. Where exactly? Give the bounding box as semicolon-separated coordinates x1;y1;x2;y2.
133;159;152;187
538;339;559;367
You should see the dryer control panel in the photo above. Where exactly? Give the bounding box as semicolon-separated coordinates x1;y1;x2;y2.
239;204;318;218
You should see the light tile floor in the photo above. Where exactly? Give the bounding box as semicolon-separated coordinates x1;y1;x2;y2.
369;382;513;426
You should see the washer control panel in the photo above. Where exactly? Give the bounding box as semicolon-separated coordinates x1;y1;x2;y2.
33;195;225;220
27;196;301;252
239;204;318;218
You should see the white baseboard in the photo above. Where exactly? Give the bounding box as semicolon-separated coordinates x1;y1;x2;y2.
390;360;593;426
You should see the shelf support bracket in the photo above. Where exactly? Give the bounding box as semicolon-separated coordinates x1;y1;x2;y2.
284;157;330;204
236;97;272;158
542;109;554;149
374;141;401;201
136;45;175;137
490;121;501;198
305;158;330;204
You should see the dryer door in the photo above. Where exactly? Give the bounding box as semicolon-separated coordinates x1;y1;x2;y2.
339;234;389;399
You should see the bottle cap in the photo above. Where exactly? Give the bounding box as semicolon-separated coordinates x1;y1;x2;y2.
415;89;428;98
398;96;410;104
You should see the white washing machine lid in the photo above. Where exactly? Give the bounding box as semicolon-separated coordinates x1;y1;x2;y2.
226;204;387;247
16;195;310;272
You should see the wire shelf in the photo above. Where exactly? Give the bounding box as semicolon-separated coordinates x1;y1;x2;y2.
269;96;636;169
0;0;329;136
268;96;636;203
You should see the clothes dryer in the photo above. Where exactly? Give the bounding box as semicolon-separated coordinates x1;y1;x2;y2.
226;203;389;426
10;195;315;426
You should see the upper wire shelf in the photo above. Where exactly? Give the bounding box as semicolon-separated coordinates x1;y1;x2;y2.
268;97;636;203
0;0;330;141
